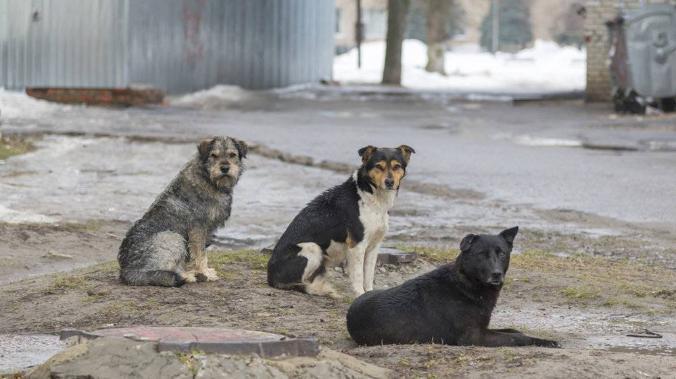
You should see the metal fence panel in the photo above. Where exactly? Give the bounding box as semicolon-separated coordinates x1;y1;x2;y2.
128;0;335;93
1;0;334;93
0;0;129;89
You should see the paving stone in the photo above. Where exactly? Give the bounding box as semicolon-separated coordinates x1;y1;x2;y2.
377;247;417;265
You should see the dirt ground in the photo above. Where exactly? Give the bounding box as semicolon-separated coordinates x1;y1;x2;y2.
0;238;673;377
1;133;675;377
0;221;126;285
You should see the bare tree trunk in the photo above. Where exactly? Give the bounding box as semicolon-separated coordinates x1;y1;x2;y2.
425;0;450;75
382;0;411;85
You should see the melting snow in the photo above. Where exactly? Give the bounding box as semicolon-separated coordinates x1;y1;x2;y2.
0;89;74;121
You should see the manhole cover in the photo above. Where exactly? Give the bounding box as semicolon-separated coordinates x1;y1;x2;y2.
60;326;318;358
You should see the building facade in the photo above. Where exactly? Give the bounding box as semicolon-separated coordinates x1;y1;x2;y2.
334;0;578;50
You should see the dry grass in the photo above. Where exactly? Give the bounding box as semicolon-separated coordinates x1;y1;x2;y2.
509;250;674;311
397;245;675;313
47;275;90;294
398;245;459;264
0;135;33;160
208;249;269;273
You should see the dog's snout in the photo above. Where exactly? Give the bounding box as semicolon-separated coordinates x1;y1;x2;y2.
491;272;503;282
384;178;395;188
220;164;230;173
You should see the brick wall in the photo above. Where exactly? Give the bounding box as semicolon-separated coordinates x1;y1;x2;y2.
26;87;164;107
584;0;676;102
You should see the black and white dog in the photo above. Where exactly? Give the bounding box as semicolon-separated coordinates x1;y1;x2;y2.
267;145;415;298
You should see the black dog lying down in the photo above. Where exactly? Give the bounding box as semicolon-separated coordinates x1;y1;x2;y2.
347;227;559;347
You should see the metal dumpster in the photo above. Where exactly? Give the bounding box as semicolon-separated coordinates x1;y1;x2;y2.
607;4;676;113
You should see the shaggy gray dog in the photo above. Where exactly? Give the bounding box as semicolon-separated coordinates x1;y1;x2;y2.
118;136;247;287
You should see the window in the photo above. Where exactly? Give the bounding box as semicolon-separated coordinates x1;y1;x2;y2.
335;8;342;35
364;8;387;39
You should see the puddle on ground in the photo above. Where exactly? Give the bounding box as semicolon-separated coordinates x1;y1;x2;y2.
0;334;66;374
1;135;603;251
586;333;676;356
512;135;583;148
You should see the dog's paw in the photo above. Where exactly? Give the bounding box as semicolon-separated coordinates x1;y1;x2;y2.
203;267;219;281
327;290;343;300
534;338;560;348
182;272;197;283
195;272;209;282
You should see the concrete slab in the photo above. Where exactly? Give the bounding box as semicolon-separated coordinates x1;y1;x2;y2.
32;337;392;379
377;248;417;265
60;326;319;358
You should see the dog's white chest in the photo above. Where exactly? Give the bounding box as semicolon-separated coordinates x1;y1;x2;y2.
358;190;394;247
359;201;388;237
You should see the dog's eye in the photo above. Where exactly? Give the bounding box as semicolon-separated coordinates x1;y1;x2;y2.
392;164;402;170
376;165;385;171
228;152;238;159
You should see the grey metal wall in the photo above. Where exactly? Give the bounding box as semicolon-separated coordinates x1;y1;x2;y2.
0;0;335;93
0;0;129;89
128;0;335;92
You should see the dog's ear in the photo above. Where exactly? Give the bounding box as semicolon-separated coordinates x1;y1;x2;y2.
358;145;377;164
198;138;214;160
398;145;416;164
233;138;248;159
460;234;478;252
499;226;519;245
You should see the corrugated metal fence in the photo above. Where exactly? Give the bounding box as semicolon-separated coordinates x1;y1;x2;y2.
0;0;129;90
0;0;334;93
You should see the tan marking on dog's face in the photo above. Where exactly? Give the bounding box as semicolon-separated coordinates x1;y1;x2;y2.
199;137;245;190
389;159;405;189
367;160;388;190
368;159;405;190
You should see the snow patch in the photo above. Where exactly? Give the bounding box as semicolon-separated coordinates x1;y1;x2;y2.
514;135;583;147
0;89;72;121
333;40;586;95
170;85;253;109
0;204;57;224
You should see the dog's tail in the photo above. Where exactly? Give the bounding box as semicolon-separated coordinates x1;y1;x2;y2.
120;269;186;287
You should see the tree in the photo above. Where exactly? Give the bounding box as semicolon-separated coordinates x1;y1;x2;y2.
480;0;533;52
425;0;451;75
406;1;465;44
382;0;411;85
